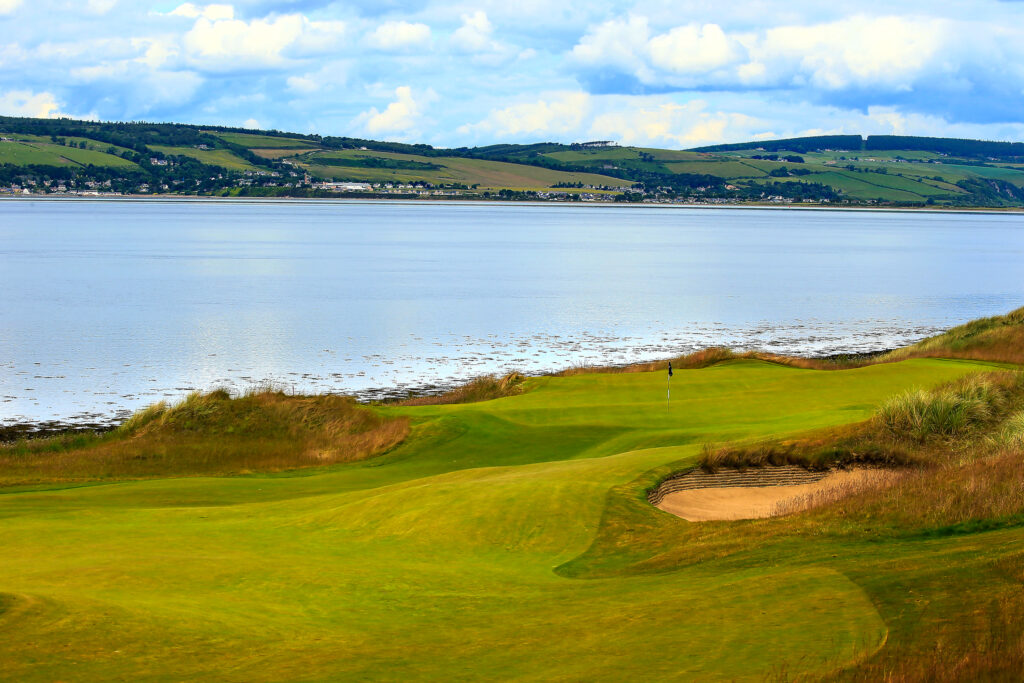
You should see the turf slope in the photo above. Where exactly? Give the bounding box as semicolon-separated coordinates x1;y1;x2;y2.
0;358;1015;680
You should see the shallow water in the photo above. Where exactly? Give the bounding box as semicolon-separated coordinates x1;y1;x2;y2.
2;199;1023;426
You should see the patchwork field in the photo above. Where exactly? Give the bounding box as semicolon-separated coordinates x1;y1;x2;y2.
299;150;633;188
2;329;1022;681
149;145;261;172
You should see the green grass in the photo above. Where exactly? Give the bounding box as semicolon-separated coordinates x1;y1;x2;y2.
207;132;318;149
3;354;1020;680
0;140;137;168
149;145;260;171
301;150;632;188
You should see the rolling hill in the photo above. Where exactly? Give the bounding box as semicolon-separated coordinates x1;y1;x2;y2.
2;115;1024;206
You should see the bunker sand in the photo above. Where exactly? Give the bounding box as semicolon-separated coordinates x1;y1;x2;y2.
656;469;889;521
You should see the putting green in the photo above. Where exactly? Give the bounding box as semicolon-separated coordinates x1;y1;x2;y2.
0;359;1003;680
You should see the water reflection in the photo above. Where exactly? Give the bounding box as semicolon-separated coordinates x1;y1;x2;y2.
1;200;1023;425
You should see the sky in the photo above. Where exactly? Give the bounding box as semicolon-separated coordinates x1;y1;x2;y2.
2;0;1024;148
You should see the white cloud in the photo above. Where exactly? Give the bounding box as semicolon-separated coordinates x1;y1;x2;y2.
170;3;234;21
69;60;204;112
648;24;745;75
86;0;117;15
459;92;592;137
750;15;949;90
286;75;319;94
357;85;436;137
0;0;21;15
0;89;65;118
243;118;259;129
451;11;497;53
590;100;758;147
366;21;430;50
570;15;652;75
460;92;767;148
571;14;973;94
182;13;345;69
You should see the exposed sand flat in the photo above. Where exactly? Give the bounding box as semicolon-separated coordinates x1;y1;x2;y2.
656;469;889;521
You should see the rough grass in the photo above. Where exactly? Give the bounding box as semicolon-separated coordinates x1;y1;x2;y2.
876;372;1016;442
397;372;526;406
696;371;1021;472
0;389;408;485
884;306;1024;365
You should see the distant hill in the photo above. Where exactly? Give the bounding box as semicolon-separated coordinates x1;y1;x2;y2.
2;116;1024;207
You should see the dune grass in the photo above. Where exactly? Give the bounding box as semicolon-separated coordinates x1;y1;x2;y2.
884;305;1024;365
0;389;409;486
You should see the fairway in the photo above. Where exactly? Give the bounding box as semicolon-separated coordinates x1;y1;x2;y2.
1;358;1020;680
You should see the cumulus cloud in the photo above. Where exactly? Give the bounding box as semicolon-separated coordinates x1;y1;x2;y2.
170;3;234;21
365;20;431;50
591;100;758;147
451;11;497;53
0;89;65;117
86;0;118;14
459;92;592;137
357;85;436;137
182;12;345;69
459;92;762;147
570;13;1024;122
286;74;319;94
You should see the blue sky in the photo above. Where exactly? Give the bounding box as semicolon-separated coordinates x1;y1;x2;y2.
2;0;1024;148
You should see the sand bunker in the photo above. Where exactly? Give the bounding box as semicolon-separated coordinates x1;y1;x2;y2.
654;468;890;522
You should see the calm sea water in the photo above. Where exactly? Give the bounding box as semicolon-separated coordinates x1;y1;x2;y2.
2;199;1023;426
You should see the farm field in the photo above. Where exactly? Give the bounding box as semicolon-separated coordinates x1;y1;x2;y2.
149;145;261;172
299;149;633;188
3;305;1023;681
207;131;319;149
0;140;136;169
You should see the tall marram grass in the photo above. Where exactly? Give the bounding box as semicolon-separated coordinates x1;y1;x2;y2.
0;389;409;486
876;373;1015;442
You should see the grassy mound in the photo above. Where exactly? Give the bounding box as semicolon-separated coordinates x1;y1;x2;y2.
0;389;408;485
884;305;1024;364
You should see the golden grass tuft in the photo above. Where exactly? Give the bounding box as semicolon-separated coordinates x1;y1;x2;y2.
397;372;526;406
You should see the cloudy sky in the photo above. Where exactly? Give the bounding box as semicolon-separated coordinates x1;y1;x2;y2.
2;0;1024;148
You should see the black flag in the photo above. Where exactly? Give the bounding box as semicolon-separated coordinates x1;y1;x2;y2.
668;362;673;378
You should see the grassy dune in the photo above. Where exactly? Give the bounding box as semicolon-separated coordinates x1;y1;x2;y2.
1;316;1023;680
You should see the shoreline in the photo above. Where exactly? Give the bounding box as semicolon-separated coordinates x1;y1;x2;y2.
0;347;894;442
3;194;1024;216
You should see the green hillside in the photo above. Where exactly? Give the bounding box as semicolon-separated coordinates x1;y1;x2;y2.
2;115;1024;205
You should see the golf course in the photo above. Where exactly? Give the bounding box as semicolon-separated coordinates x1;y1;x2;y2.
2;311;1024;680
